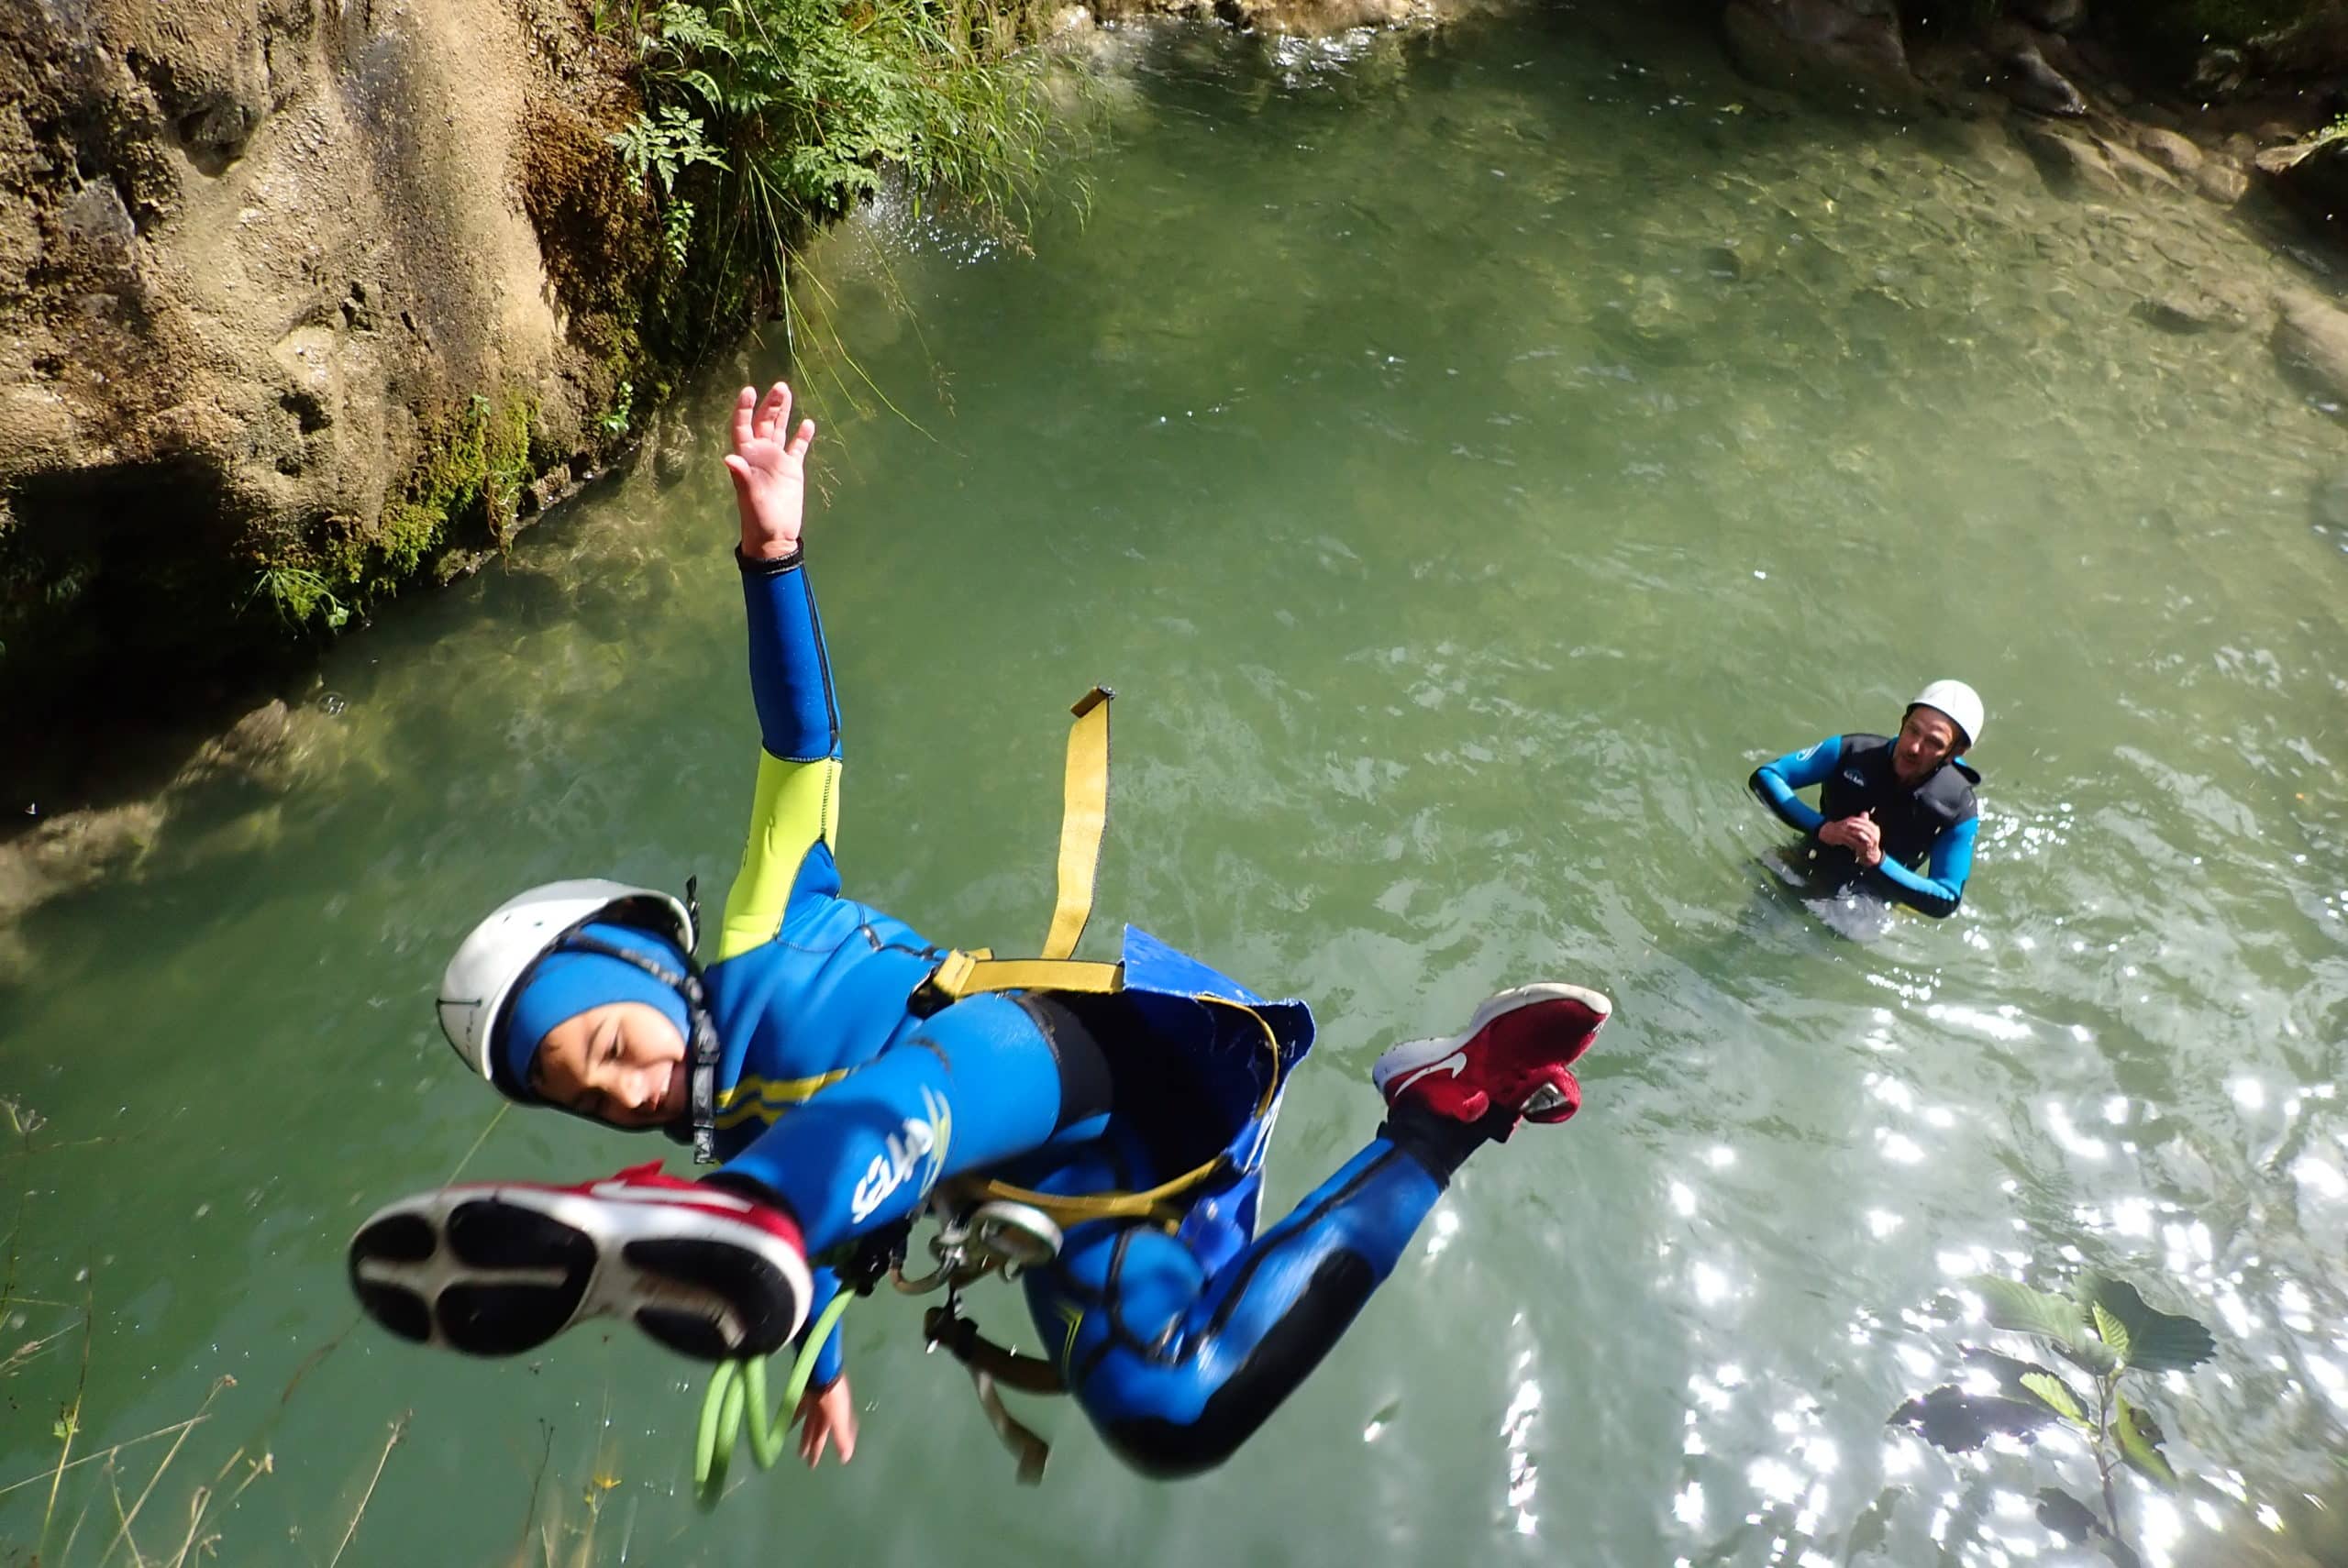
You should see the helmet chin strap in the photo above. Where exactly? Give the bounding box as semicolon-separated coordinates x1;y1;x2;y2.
557;927;724;1165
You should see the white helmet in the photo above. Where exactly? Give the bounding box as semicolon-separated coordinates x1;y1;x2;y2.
436;879;697;1083
1908;679;1984;750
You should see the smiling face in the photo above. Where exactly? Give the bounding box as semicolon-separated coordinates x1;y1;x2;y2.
529;1001;688;1127
1893;705;1961;787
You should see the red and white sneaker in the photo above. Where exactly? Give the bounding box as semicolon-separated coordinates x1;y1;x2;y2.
347;1160;809;1363
1373;983;1611;1128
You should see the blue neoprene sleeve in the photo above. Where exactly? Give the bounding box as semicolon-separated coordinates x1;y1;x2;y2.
739;550;840;764
716;994;1066;1255
1750;736;1842;834
1871;815;1977;919
801;1267;845;1386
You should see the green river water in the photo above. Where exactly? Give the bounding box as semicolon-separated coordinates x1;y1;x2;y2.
7;7;2348;1565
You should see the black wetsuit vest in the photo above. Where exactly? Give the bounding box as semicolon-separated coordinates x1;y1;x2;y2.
1817;734;1981;873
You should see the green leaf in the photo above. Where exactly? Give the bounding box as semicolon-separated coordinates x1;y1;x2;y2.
2091;1301;2132;1366
1891;1386;2058;1452
2057;1334;2121;1376
2035;1486;2104;1545
2080;1275;2215;1374
2021;1371;2088;1423
1970;1275;2099;1357
2115;1393;2180;1488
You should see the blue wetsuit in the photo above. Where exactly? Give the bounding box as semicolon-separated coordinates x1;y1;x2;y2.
693;547;1469;1474
1748;734;1980;919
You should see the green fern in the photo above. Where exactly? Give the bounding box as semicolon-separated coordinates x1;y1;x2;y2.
610;104;730;198
621;0;1069;282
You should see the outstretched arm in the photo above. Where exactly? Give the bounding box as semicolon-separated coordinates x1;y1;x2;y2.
789;1267;858;1466
1748;736;1842;836
1870;815;1977;919
719;384;847;962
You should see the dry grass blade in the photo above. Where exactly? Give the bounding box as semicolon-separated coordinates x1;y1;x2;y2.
160;1484;215;1568
104;1455;140;1568
98;1375;233;1568
222;1449;274;1507
275;1319;355;1408
327;1409;412;1568
57;1485;95;1563
0;1414;215;1501
39;1289;95;1542
445;1103;509;1184
0;1319;82;1376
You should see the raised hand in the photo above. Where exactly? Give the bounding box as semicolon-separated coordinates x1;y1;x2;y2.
793;1375;858;1468
724;382;818;560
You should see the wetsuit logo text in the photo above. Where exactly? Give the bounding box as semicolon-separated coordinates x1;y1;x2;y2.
849;1085;953;1222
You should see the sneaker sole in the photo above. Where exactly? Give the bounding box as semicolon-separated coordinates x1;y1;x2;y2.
348;1185;810;1363
1371;981;1612;1097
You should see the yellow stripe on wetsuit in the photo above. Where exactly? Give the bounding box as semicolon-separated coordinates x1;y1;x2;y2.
707;746;847;1127
714;1066;858;1128
717;751;841;964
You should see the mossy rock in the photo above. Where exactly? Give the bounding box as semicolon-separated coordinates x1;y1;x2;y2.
248;392;543;634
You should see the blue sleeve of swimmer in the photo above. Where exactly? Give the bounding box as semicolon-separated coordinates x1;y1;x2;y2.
803;1266;845;1386
1872;814;1977;919
1749;735;1840;835
739;548;841;765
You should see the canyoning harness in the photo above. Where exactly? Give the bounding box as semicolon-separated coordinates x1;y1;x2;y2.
689;686;1309;1495
692;1198;1064;1503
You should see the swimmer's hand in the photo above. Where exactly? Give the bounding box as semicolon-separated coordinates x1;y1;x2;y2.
725;381;818;560
794;1374;858;1468
1819;812;1882;868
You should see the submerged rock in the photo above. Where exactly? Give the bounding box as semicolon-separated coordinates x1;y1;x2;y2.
0;695;327;936
1998;38;2086;117
2135;127;2204;178
2315;468;2348;531
2137;286;2254;334
653;416;700;488
2019;124;2121;195
2195;160;2251;205
2100;138;2182;194
2272;290;2348;408
168;701;308;795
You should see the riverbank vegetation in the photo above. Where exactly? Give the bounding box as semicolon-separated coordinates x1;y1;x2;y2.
250;0;1070;639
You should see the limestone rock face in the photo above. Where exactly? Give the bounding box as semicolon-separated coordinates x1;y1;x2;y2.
0;0;648;721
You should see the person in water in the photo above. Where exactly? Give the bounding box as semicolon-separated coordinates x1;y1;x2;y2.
347;381;1612;1477
1747;682;1985;920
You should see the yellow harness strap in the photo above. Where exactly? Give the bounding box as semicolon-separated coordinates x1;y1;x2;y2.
918;688;1285;1228
921;686;1124;1010
926;951;1123;1001
1042;687;1113;962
